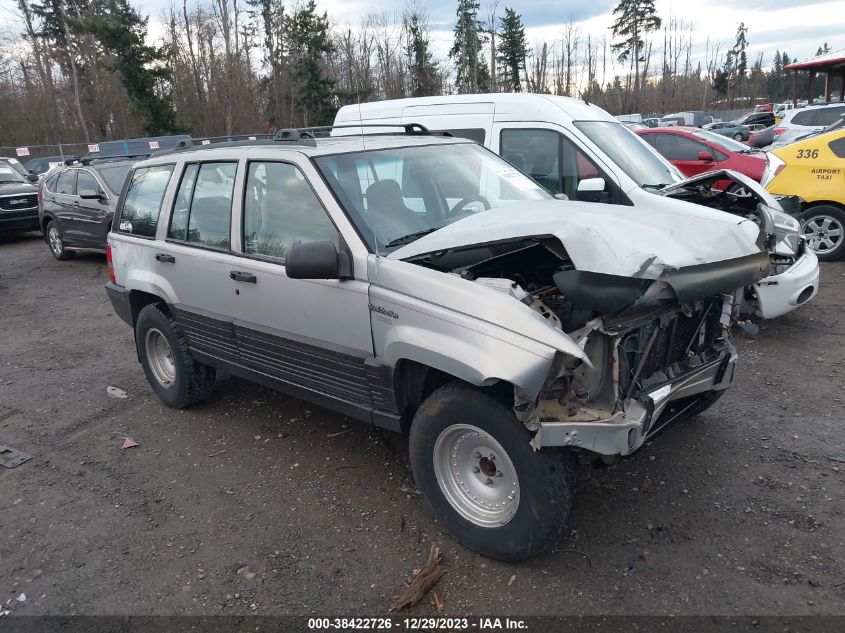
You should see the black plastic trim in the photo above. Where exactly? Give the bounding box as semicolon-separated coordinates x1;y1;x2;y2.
105;282;133;326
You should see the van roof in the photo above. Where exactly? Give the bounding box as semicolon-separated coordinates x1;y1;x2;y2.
335;93;616;124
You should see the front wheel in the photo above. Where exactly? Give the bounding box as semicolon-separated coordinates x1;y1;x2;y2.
409;383;576;561
135;305;216;408
46;220;75;261
801;205;845;261
733;133;745;141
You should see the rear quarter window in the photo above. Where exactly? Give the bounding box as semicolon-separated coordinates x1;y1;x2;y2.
117;164;175;238
829;137;845;159
791;110;816;126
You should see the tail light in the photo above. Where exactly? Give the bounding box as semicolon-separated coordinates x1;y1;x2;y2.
773;127;786;138
106;242;116;284
761;154;786;187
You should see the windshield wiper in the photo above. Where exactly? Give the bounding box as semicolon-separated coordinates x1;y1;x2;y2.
641;183;668;190
384;227;440;248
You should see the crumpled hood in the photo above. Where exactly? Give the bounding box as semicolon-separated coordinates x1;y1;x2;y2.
389;200;760;279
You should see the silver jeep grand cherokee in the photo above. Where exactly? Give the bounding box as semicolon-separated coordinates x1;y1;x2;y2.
105;128;769;561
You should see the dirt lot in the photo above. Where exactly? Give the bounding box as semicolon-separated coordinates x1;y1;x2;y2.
1;233;843;617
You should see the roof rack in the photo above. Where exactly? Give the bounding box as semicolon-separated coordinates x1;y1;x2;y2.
66;153;151;166
148;122;449;156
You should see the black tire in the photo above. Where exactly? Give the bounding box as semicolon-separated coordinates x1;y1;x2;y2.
135;304;216;408
409;382;577;561
46;220;75;261
733;133;744;141
801;205;845;262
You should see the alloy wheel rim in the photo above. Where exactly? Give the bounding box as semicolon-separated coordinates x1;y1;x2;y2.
802;215;843;254
432;423;520;527
144;328;176;387
48;226;62;255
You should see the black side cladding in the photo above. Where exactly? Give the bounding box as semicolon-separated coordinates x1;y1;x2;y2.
658;252;771;302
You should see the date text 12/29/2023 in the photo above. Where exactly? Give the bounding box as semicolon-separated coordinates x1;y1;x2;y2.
307;617;528;631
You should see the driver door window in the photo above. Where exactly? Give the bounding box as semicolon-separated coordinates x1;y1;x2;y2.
243;162;338;262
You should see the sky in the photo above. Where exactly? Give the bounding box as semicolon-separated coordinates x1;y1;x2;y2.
2;0;844;80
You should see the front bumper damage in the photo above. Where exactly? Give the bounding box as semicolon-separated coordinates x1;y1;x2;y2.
751;247;819;319
530;343;736;455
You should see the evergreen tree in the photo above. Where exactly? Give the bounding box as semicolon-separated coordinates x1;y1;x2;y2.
82;0;179;134
404;10;439;97
816;42;831;56
610;0;661;98
496;7;527;92
286;0;336;126
449;0;490;94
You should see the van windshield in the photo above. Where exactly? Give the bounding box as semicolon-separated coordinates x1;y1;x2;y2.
315;142;550;253
574;121;683;189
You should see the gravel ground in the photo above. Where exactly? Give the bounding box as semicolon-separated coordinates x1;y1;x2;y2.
1;233;843;617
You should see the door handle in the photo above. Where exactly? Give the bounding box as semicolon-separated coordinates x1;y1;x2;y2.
229;271;257;283
155;253;175;263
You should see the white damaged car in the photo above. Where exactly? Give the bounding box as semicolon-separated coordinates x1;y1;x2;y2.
106;132;770;561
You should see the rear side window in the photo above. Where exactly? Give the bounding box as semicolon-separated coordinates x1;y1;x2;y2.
55;170;77;195
117;165;175;238
653;134;707;161
168;162;236;249
829;137;845;159
45;173;59;191
792;110;816;126
815;106;845;127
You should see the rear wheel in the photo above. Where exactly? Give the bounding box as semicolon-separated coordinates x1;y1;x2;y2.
135;305;216;408
801;205;845;261
409;382;577;561
46;220;75;261
733;133;745;141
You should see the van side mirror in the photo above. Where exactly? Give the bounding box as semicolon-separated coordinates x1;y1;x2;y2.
697;150;714;162
286;241;342;280
577;177;606;193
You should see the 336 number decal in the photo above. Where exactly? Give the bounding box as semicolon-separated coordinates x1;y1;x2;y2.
796;148;819;159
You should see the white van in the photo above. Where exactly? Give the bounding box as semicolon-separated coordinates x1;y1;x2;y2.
334;93;818;320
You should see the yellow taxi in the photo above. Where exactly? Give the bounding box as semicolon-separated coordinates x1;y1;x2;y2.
763;128;845;261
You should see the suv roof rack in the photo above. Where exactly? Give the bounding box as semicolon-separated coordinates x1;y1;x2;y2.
66;154;151;166
147;123;450;156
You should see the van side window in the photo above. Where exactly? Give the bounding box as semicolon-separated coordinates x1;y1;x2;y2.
117;164;174;238
243;162;338;262
168;162;236;249
439;128;486;143
791;110;815;126
500;129;606;200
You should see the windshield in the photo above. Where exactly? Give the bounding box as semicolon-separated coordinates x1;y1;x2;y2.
97;164;132;194
573;121;683;188
690;129;749;152
0;162;28;184
314;142;550;252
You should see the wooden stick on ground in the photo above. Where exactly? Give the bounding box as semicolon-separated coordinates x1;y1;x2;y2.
389;544;446;612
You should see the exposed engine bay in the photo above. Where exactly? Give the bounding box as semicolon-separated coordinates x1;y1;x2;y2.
411;237;769;439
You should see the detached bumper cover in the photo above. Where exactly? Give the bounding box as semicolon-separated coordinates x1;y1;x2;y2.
753;249;819;319
532;343;738;456
106;282;133;326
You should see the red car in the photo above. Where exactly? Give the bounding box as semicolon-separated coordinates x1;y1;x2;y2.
636;127;768;184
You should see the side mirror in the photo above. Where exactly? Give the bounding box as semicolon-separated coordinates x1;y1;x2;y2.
27;173;38;183
697;150;715;162
79;189;104;200
577;177;606;193
286;241;342;280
